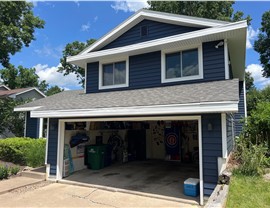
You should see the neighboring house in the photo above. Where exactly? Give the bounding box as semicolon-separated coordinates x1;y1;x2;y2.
15;10;247;205
0;86;46;138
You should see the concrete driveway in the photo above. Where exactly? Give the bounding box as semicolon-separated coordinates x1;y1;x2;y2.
0;182;200;207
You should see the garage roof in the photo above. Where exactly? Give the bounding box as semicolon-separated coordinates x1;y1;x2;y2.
15;79;239;118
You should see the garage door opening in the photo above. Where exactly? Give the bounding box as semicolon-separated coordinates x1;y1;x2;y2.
58;118;201;205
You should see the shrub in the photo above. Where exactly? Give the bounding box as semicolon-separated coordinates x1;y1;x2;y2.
9;166;20;175
234;136;268;176
0;165;9;180
0;137;46;167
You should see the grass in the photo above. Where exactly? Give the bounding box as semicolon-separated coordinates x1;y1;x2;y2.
226;174;270;208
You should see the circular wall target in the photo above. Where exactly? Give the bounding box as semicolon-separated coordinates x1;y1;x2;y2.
165;133;178;148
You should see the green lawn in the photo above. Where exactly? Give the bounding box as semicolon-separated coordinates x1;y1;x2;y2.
227;174;270;208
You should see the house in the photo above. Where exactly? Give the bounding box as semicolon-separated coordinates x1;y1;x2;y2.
14;10;247;205
0;85;46;138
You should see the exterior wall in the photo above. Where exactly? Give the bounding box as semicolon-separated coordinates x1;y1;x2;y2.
47;118;59;176
16;90;44;101
235;81;245;136
226;113;234;154
202;113;222;196
25;112;39;138
100;19;202;50
86;40;225;93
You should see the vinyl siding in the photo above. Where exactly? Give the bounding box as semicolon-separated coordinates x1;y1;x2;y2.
16;90;44;101
202;114;222;196
47;118;59;176
25;112;39;138
226;113;235;154
235;81;245;136
86;40;225;93
100;19;202;50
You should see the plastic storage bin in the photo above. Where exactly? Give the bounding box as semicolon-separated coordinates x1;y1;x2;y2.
184;178;200;197
86;145;106;170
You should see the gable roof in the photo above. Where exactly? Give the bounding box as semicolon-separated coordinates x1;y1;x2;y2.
0;85;11;91
0;87;46;98
15;79;239;118
80;9;230;54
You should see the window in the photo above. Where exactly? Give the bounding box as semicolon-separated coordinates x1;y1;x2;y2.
99;60;129;89
162;46;203;83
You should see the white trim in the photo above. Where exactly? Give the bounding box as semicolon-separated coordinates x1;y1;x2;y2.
80;9;229;54
31;101;238;118
24;112;27;137
243;80;247;118
221;113;227;158
0;85;10;90
161;44;203;83
224;39;229;79
84;62;87;93
98;58;129;90
15;87;46;98
45;118;49;165
39;118;44;138
14;106;42;112
67;21;247;66
56;115;204;204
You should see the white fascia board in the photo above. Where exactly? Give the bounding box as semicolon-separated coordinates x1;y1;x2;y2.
68;21;247;65
14;106;42;112
15;88;46;98
0;85;11;90
80;9;229;54
30;101;238;118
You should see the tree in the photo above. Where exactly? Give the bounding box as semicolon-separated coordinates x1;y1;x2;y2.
245;71;255;92
46;85;63;96
58;39;96;88
254;11;270;77
0;1;45;67
147;1;251;24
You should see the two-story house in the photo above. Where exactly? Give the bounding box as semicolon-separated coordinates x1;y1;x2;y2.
15;10;247;205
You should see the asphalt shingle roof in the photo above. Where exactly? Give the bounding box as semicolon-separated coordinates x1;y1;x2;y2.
0;87;34;97
16;79;239;112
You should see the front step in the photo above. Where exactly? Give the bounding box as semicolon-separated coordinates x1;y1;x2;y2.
21;167;46;180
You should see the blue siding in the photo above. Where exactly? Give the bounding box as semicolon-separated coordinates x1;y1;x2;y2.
86;40;225;93
25;112;39;138
47;118;59;176
235;81;245;136
100;20;202;50
202;114;222;196
226;113;234;154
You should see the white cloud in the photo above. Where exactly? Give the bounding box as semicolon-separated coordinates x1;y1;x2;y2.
81;22;90;32
246;64;270;89
246;26;259;49
34;44;63;59
34;64;81;89
111;0;149;13
94;16;98;23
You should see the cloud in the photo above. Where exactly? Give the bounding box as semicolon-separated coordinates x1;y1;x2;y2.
246;64;270;89
81;22;90;32
34;64;81;89
111;0;149;12
94;16;98;23
74;0;80;7
246;26;259;49
34;44;63;59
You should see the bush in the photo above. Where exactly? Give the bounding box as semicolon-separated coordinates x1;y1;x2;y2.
0;165;9;180
0;137;46;167
234;136;268;176
9;166;20;175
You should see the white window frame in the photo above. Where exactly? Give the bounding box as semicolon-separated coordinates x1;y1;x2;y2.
161;44;203;83
99;57;129;90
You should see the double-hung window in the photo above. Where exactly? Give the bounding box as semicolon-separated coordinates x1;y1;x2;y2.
99;60;128;89
162;46;203;83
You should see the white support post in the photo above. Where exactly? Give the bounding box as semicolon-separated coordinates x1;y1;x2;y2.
224;39;229;79
39;118;44;138
221;113;227;158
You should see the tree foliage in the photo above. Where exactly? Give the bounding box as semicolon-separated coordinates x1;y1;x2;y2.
245;71;255;92
58;39;96;88
254;10;270;78
46;85;63;96
0;1;45;67
147;1;251;24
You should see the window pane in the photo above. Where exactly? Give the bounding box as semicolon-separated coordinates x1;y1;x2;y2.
103;64;113;86
165;52;181;79
114;61;126;85
182;49;199;77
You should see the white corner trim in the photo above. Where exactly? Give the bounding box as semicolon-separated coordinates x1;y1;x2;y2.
30;101;238;118
45;118;49;165
84;62;87;93
197;117;204;206
161;44;203;83
243;80;247;118
39;118;44;138
221;113;228;158
14;106;42;112
98;58;129;90
56;120;64;180
24;112;27;137
224;39;229;79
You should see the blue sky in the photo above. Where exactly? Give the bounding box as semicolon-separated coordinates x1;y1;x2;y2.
6;1;270;90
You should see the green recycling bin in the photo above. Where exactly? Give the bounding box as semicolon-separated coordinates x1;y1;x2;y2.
86;145;106;170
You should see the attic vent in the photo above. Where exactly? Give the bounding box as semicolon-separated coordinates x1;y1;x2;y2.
140;25;148;37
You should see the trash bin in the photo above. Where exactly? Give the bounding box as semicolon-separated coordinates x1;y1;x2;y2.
86;145;106;170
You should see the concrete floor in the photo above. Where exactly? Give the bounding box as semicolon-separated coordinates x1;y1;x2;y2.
63;160;200;205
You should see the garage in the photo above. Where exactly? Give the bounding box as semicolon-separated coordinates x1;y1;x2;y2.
57;116;202;204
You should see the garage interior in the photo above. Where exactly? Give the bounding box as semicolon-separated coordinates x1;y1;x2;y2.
61;120;200;203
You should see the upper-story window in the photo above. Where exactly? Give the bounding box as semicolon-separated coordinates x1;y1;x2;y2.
99;59;129;90
161;45;203;83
